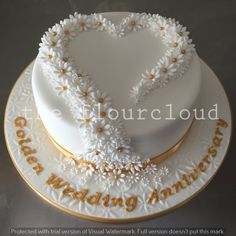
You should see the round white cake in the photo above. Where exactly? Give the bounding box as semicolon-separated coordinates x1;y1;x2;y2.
32;12;201;165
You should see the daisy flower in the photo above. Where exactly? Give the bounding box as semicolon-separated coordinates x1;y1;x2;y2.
166;50;184;65
152;17;169;36
80;163;96;176
60;19;77;39
54;61;73;78
175;24;189;37
86;149;106;163
92;102;112;121
110;169;126;186
125;161;143;173
158;56;177;81
91;119;111;141
178;40;195;59
126;13;143;32
91;90;112;105
76;14;90;31
75;108;94;129
141;68;161;88
40;48;58;63
54;78;70;95
92;14;108;31
127;172;140;185
47;23;62;37
110;144;132;161
76;80;95;102
40;34;62;49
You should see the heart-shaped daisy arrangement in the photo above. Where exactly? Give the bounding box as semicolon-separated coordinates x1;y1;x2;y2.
38;13;195;183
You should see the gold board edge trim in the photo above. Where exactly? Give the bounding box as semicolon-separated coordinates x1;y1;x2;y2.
3;59;233;223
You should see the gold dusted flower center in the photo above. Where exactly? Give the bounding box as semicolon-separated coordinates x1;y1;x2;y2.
149;74;155;80
96;21;103;27
94;150;100;155
62;57;69;62
82;91;88;97
100;111;106;117
77;70;82;77
62;85;68;91
181;49;186;54
117;147;124;153
52;31;57;36
80;21;86;27
162;67;168;73
172;57;177;63
84;118;90;124
64;30;70;35
173;42;178;48
130;20;136;26
50;41;56;47
96;127;104;133
60;68;66;74
98;97;104;103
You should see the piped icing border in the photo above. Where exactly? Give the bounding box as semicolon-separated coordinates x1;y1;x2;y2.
38;13;195;176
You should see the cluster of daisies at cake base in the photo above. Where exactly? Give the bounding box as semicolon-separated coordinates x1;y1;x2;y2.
38;13;195;178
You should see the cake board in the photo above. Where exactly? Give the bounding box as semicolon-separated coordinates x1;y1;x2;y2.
4;59;232;222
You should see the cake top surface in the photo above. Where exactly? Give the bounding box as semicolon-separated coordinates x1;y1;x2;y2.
35;12;199;173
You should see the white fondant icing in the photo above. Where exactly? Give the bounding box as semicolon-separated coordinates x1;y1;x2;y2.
32;12;201;168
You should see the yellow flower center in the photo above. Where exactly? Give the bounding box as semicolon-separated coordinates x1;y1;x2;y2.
98;97;104;103
80;21;85;27
60;69;66;74
82;91;88;97
50;41;56;47
130;20;136;26
181;49;186;54
63;57;68;62
100;111;106;117
117;147;124;153
172;58;177;63
162;67;168;73
149;74;155;80
62;85;68;91
173;42;178;48
96;127;104;133
64;30;70;35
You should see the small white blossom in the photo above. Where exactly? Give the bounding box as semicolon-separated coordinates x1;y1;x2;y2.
40;34;62;49
141;68;161;88
54;78;70;95
92;14;108;31
111;169;126;186
80;163;96;176
40;48;58;63
127;172;140;184
158;56;177;81
54;61;73;78
47;23;62;37
92;103;112;120
76;81;95;102
75;109;94;129
110;144;132;161
91;119;111;140
61;23;76;40
91;90;112;105
75;14;90;31
126;13;143;32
